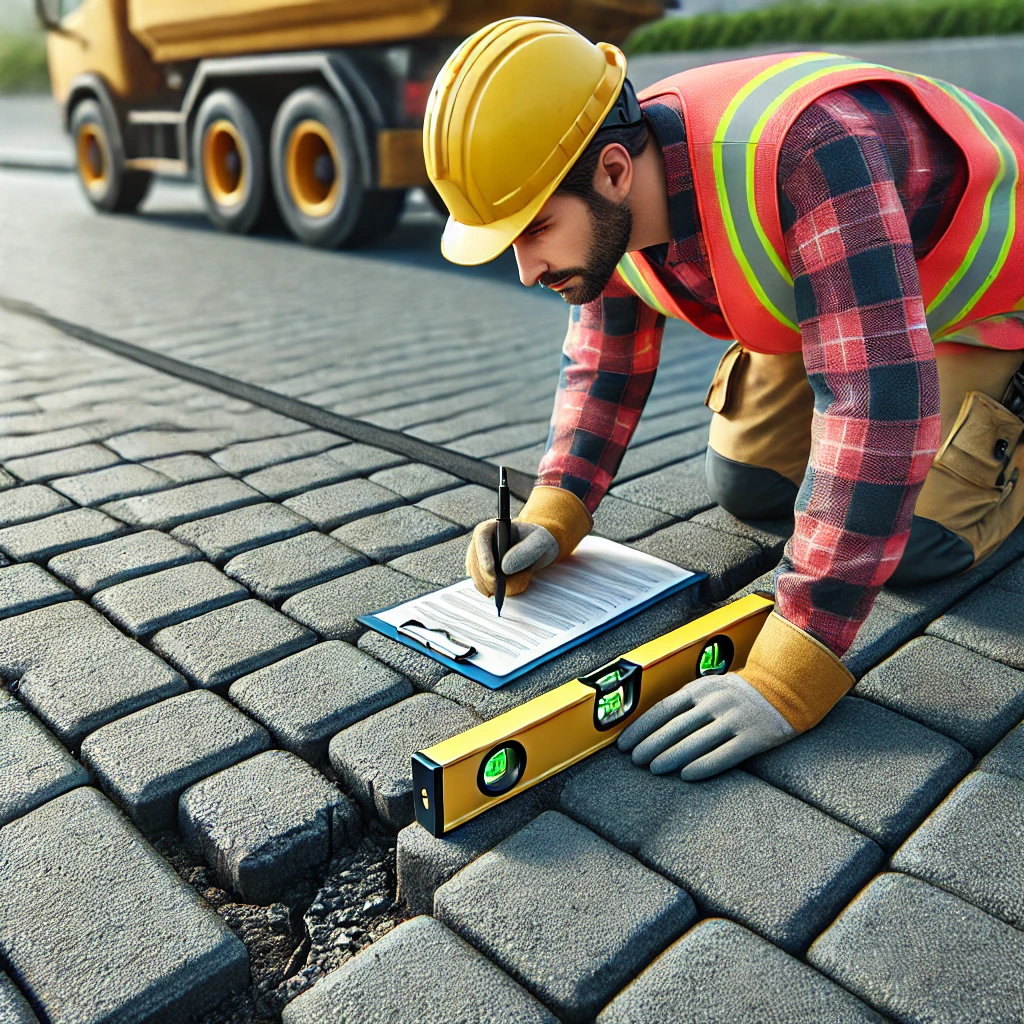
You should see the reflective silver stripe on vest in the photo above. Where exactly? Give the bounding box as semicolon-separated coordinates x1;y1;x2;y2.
923;80;1018;335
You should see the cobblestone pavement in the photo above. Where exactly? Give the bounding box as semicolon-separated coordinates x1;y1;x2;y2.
1;139;1024;1022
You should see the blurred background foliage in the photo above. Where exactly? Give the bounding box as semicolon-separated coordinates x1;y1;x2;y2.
0;32;47;92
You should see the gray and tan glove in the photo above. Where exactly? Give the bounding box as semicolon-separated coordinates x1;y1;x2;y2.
618;612;855;780
466;485;593;597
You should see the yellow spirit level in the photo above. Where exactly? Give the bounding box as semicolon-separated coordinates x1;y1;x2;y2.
412;594;773;837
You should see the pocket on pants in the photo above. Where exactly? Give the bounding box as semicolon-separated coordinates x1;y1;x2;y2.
705;341;745;414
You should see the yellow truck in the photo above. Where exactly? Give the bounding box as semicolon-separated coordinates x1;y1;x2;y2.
35;0;662;248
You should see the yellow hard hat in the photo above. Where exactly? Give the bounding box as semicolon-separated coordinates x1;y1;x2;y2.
424;17;627;266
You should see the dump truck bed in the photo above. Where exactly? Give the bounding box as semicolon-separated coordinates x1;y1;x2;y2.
128;0;662;63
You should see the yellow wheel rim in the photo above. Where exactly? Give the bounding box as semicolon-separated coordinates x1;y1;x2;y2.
286;119;342;218
76;124;108;193
203;119;248;208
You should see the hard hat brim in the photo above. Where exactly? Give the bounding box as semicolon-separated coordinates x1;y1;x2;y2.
440;201;546;267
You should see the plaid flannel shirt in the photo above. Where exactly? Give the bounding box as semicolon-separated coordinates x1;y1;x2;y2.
535;82;968;658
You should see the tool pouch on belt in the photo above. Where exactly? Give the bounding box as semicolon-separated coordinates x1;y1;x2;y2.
705;342;744;414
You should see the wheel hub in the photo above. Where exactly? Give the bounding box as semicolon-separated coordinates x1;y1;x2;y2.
286;120;342;218
203;120;247;208
76;125;108;192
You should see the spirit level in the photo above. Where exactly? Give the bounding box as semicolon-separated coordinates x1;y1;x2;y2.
412;594;773;837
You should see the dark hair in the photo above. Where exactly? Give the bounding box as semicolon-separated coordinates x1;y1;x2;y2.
555;118;651;205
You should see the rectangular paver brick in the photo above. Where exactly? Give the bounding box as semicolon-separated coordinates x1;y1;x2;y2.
0;690;88;828
101;477;264;530
224;531;368;603
0;507;127;562
93;560;247;636
51;464;172;506
4;444;120;483
212;430;345;475
80;690;271;832
559;747;882;953
47;529;201;596
368;463;461;502
808;872;1024;1024
416;483;524;529
355;629;452;691
283;478;405;531
747;696;973;852
0;563;71;619
331;506;462;562
0;484;72;527
591;494;675;543
229;640;412;764
387;534;469;588
597;918;884;1024
926;582;1024;671
104;428;231;459
151;599;317;690
171;502;312;564
0;970;38;1024
329;693;480;829
0;787;249;1022
243;450;357;500
609;456;715;519
141;453;226;482
0;601;187;745
435;810;696;1024
979;721;1024;780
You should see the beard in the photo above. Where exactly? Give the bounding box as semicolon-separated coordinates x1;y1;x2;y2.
538;191;633;306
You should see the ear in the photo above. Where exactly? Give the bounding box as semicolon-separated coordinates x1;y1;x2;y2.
592;143;633;203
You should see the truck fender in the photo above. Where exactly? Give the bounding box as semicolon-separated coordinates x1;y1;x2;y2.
63;72;127;165
178;52;379;187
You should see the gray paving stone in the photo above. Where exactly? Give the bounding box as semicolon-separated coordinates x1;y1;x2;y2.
435;810;696;1024
171;502;312;564
596;918;885;1024
212;429;345;475
0;425;104;462
104;428;232;459
229;641;412;765
141;453;226;482
747;696;973;852
329;693;480;829
0;563;71;619
101;477;264;530
356;630;452;690
989;556;1024;594
283;478;405;530
0;484;71;527
0;601;187;745
0;507;127;563
0;787;249;1022
4;443;120;483
0;971;38;1024
152;599;317;691
416;483;524;529
616;427;712;481
387;533;469;588
808;872;1024;1024
326;441;406;478
331;506;463;563
926;582;1024;671
224;531;368;603
0;690;88;828
610;455;715;519
93;560;247;636
283;565;432;642
979;720;1024;780
47;529;201;596
80;690;272;832
892;770;1024;929
559;747;882;953
396;781;557;916
368;463;461;502
592;494;676;543
855;636;1024;755
281;915;558;1024
634;521;763;601
0;470;14;493
179;749;354;903
51;463;173;506
690;505;793;559
844;520;1024;676
244;450;361;500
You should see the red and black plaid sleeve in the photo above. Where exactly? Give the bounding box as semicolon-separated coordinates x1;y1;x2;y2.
774;84;958;657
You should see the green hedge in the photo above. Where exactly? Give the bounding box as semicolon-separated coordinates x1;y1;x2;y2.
627;0;1024;53
0;34;49;93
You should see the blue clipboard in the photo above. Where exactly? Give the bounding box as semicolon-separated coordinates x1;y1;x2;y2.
357;571;706;689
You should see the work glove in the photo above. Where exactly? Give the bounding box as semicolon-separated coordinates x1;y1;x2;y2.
617;672;795;780
618;611;857;781
466;485;594;598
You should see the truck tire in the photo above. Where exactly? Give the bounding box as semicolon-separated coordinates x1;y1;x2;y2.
193;89;274;235
270;85;368;249
70;98;152;214
345;188;407;247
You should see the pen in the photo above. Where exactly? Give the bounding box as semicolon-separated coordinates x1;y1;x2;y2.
494;465;511;617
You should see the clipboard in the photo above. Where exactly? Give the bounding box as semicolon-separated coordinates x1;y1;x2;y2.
358;569;706;690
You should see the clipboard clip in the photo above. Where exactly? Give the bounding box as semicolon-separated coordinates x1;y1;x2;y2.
397;620;477;662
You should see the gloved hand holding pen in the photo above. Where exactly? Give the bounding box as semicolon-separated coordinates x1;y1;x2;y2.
467;485;594;598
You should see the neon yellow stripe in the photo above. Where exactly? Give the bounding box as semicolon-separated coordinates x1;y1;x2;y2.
616;253;674;318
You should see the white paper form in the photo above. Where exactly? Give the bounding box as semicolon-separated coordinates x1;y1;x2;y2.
373;536;697;680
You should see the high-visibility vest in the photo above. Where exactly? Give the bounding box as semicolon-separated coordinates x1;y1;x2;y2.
616;52;1024;353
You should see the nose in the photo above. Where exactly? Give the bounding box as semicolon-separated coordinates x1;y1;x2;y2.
513;242;546;288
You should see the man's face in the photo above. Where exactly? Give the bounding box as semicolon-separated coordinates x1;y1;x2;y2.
512;190;633;307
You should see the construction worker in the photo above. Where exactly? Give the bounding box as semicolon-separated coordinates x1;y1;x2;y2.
424;18;1024;779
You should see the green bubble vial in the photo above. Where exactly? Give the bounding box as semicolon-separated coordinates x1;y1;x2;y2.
700;642;725;674
484;749;508;783
597;688;624;723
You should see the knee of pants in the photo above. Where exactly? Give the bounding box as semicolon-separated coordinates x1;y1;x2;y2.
887;515;975;588
705;447;799;520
